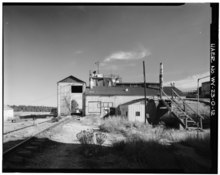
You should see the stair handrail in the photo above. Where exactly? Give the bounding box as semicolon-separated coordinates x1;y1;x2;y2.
161;90;197;123
172;89;204;120
157;92;186;128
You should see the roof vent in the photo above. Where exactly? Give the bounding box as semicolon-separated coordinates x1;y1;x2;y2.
125;88;129;92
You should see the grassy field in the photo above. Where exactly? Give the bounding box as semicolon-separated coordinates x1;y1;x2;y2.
172;100;210;128
184;100;210;119
94;116;211;172
14;111;51;118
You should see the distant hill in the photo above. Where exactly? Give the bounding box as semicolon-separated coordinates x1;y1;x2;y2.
10;105;56;112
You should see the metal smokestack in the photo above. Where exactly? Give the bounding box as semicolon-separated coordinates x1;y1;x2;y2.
159;62;163;99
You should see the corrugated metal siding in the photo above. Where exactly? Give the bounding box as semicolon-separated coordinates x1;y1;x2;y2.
88;101;101;114
128;104;145;123
58;82;85;116
58;83;72;115
85;95;147;115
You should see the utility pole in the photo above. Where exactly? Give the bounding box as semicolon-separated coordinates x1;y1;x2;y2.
159;62;163;99
143;61;147;124
95;61;100;74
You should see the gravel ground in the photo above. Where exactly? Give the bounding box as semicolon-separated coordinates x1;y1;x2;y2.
13;115;127;170
3;117;66;151
4;115;211;171
37;115;125;145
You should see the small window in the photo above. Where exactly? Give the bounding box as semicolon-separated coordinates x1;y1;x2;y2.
135;111;140;116
109;103;113;107
103;102;108;107
71;86;83;93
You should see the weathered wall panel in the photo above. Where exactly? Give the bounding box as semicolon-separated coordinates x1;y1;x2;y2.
85;95;148;116
128;104;145;123
58;82;85;116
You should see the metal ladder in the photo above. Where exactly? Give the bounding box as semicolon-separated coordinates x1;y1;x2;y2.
161;89;204;129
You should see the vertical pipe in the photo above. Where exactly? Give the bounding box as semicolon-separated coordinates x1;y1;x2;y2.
170;83;173;112
95;61;100;74
159;62;163;99
57;82;60;116
197;79;200;128
197;78;203;128
143;61;147;124
89;70;91;89
171;83;173;100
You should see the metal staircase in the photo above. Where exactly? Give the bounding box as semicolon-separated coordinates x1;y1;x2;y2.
161;88;204;130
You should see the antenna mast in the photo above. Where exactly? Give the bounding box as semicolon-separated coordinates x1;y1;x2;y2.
95;61;100;74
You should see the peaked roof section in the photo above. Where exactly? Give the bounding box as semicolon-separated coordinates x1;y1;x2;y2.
58;75;85;84
85;86;184;97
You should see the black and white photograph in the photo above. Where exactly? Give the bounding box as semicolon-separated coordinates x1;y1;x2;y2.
3;3;218;173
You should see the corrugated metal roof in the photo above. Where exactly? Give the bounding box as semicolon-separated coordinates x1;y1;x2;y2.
163;86;185;96
85;86;184;96
116;82;159;86
85;87;158;96
119;98;146;107
58;75;86;84
202;81;210;85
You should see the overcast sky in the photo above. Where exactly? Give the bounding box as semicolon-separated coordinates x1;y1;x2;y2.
4;4;211;106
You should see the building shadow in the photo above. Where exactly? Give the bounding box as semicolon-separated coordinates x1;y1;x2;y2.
3;134;213;173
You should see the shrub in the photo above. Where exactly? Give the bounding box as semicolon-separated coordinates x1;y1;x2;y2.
51;116;61;122
76;129;94;145
95;132;107;145
99;116;134;135
111;139;179;169
71;99;79;114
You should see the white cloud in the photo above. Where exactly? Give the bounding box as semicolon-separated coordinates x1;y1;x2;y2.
74;50;83;54
164;71;210;91
103;48;151;62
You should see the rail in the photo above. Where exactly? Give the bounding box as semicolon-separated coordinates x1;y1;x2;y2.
172;89;204;120
4;118;53;135
3;117;70;156
161;90;197;124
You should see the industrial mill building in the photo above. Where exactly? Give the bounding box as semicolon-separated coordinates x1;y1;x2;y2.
57;68;185;117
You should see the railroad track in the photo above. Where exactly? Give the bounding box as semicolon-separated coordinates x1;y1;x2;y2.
3;116;72;171
4;118;53;135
